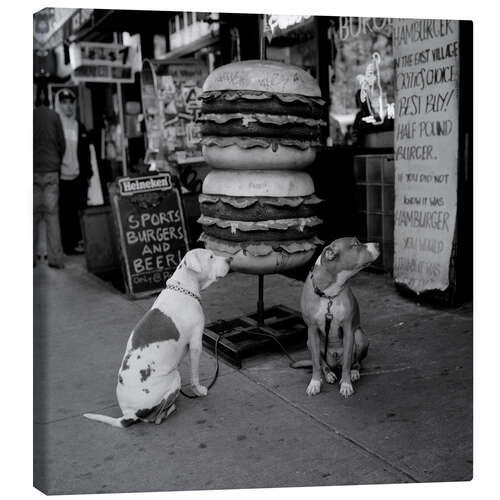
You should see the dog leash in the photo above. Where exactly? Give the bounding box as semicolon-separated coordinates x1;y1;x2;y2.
166;280;304;398
173;267;346;398
178;267;344;399
179;325;300;399
310;267;344;361
179;329;228;399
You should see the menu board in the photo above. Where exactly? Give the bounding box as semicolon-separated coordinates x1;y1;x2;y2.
109;173;190;299
393;19;460;294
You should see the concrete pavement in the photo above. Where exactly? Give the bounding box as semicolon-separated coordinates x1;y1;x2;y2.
33;256;472;495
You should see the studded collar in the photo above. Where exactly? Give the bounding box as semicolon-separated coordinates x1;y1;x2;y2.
165;280;202;306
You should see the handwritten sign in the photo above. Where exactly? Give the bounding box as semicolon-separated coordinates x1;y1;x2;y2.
109;173;190;299
393;19;459;293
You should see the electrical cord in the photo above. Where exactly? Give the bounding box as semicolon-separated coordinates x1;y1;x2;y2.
241;330;297;365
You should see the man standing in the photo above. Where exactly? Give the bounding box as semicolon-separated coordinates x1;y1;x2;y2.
33;86;66;268
56;89;92;254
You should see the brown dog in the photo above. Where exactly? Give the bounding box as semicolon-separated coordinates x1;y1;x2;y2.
298;237;380;398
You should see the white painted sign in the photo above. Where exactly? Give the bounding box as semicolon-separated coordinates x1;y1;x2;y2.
393;19;460;293
69;42;135;83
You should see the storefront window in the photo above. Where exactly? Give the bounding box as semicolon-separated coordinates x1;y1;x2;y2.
328;17;394;146
169;17;176;34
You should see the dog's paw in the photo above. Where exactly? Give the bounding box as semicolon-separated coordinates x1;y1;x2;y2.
191;384;208;397
324;371;337;384
350;369;360;382
339;380;354;398
306;378;321;396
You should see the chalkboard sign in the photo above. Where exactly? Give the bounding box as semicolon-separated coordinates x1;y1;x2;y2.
109;173;190;298
393;19;459;294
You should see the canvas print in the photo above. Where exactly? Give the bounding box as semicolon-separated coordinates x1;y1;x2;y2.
33;7;472;495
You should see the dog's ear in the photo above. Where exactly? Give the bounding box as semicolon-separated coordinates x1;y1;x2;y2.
324;245;338;261
184;251;202;274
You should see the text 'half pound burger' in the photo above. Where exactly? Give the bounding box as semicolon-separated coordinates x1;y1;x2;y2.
197;60;325;275
199;60;326;170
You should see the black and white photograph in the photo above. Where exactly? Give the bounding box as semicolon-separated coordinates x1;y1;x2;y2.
24;1;488;497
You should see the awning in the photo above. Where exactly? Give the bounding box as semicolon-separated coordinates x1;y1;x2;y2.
68;9;181;42
265;15;315;46
34;9;204;51
159;33;219;60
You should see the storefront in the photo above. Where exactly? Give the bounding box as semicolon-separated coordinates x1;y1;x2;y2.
34;9;472;305
261;15;472;305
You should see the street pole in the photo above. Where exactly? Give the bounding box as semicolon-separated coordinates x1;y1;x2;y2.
116;81;127;176
114;32;128;176
256;16;267;326
257;275;265;326
259;14;267;60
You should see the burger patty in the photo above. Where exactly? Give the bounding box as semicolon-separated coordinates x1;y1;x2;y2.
202;224;319;242
200;200;318;221
201;92;324;119
200;121;320;140
201;135;319;150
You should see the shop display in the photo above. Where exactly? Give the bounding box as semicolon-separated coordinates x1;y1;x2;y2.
198;60;324;275
141;59;207;171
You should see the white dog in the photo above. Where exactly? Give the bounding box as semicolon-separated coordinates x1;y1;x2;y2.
84;249;231;428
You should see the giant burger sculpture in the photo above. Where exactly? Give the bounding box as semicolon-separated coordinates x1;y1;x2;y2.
197;60;325;276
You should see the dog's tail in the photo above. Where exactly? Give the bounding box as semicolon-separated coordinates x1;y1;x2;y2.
290;359;312;369
83;413;138;428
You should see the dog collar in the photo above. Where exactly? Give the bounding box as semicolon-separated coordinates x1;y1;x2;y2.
310;267;344;301
165;281;202;306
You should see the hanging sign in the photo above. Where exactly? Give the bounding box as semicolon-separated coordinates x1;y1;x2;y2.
393;19;460;294
69;41;135;83
109;173;190;299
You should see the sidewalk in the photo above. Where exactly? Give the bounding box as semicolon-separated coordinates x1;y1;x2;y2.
33;256;472;495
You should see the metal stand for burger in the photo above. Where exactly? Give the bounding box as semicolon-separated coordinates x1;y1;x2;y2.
197;59;326;366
